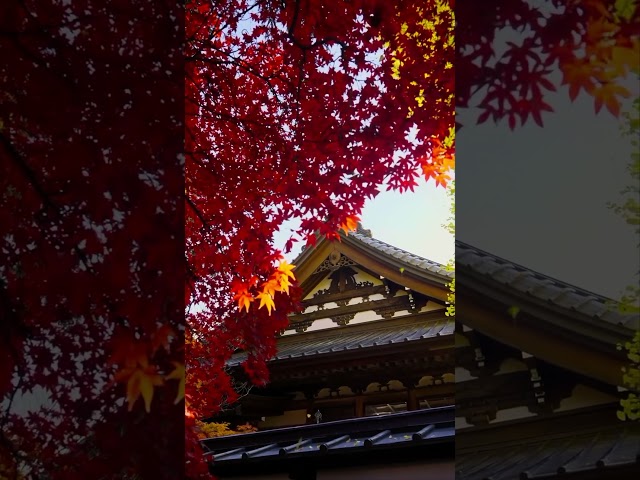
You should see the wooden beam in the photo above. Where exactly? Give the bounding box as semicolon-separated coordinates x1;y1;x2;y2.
289;294;415;325
303;285;387;306
457;297;627;386
337;241;449;301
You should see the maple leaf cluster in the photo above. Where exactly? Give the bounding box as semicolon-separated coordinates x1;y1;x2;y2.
1;0;185;478
232;259;297;315
457;0;640;128
185;0;454;476
195;419;258;439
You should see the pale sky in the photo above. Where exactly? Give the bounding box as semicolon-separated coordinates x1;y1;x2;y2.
273;178;454;265
457;90;639;300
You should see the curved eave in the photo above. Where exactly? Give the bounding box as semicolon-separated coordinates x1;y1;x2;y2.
456;241;638;386
458;267;635;346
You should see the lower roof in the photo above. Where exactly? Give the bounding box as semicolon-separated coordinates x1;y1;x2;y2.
457;423;640;480
229;314;453;366
202;407;454;469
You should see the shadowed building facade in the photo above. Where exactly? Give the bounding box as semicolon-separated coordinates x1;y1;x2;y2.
200;233;640;479
202;227;456;479
455;241;640;479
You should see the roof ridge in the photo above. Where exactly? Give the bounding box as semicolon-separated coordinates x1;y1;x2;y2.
351;231;443;265
455;240;623;304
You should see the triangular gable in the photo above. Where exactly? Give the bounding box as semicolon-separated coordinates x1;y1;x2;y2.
282;231;451;334
293;231;452;301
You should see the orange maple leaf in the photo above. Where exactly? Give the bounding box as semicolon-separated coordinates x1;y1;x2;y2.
233;289;254;313
109;335;148;370
256;291;275;315
165;361;185;405
593;82;631;116
421;162;451;188
151;325;175;354
339;215;360;235
561;59;597;101
261;278;280;297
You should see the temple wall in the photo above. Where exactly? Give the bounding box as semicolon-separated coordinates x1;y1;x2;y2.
318;461;454;480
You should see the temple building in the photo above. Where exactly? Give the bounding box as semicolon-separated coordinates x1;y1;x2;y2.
455;241;640;479
200;231;640;479
202;226;456;479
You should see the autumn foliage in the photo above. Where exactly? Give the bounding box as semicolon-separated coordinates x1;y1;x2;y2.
4;0;637;478
457;0;640;128
196;420;258;439
1;0;184;478
185;0;454;476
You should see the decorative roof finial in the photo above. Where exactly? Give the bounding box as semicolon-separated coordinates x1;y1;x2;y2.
356;222;372;237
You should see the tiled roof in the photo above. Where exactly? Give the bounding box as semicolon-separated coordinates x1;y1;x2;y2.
456;241;639;331
456;426;640;479
229;316;454;366
202;408;454;466
349;232;454;278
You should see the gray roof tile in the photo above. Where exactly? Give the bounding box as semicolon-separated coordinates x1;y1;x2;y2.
456;241;639;330
203;408;454;467
457;427;640;479
229;317;452;366
349;232;453;278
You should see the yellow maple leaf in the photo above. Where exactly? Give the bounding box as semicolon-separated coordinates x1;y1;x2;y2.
116;365;164;413
611;43;640;75
166;362;185;405
614;0;637;20
277;259;296;280
277;273;292;295
256;291;276;315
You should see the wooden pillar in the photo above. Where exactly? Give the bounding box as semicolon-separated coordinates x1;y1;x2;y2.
407;388;418;411
355;395;364;417
304;389;315;424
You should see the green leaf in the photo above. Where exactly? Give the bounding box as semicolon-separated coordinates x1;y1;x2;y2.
615;0;637;21
507;305;520;319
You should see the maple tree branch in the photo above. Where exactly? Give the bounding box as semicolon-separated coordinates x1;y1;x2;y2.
0;135;95;274
287;0;301;36
0;369;24;429
201;0;264;45
193;52;287;108
186;195;210;231
0;133;57;212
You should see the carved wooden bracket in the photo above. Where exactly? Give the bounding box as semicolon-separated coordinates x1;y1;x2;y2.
523;357;548;413
313;253;356;274
295;319;314;333
331;313;356;326
373;305;397;319
288;294;413;328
